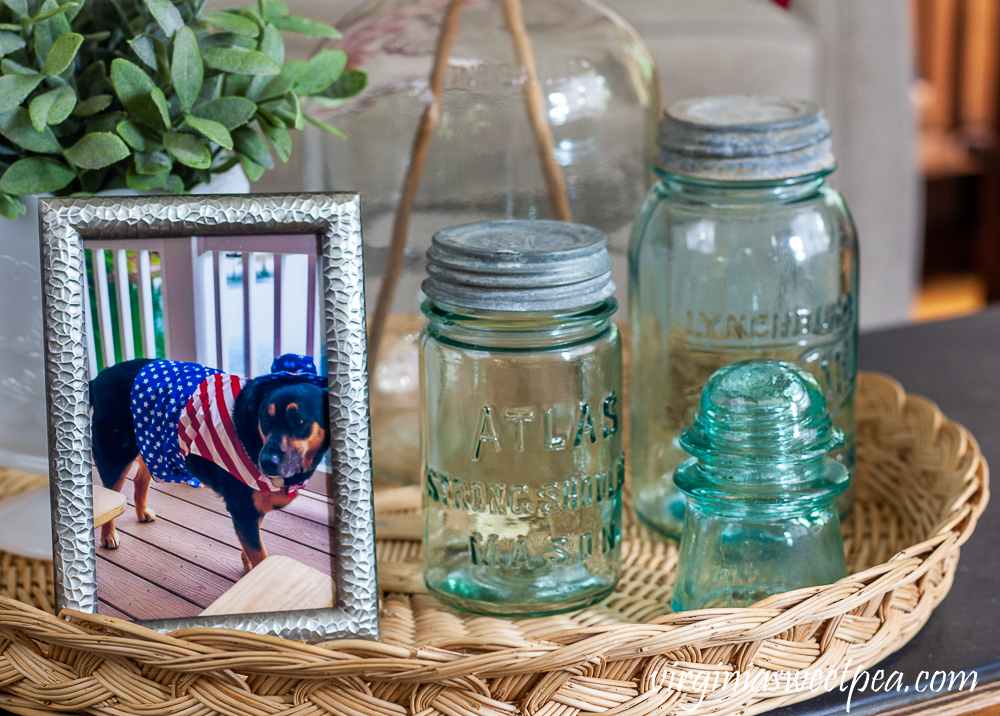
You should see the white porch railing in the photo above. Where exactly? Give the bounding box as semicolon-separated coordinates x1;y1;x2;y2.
82;235;322;381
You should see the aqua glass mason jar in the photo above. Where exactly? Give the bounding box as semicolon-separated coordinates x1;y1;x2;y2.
420;220;624;616
629;96;859;539
671;360;849;612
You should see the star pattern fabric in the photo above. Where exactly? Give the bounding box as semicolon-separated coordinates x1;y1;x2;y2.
130;360;224;483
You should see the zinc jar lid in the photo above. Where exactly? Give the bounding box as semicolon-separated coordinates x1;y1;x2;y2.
423;220;616;312
656;95;835;181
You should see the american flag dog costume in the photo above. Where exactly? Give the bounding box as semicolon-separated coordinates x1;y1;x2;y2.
129;354;326;496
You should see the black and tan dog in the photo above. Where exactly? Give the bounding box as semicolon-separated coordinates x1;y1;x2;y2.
90;354;329;572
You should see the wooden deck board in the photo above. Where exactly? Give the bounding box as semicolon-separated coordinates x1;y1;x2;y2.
100;523;237;608
149;479;334;551
123;486;336;573
97;559;202;621
98;601;134;621
94;470;336;622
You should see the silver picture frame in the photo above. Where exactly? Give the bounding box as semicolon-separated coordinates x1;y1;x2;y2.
38;193;378;642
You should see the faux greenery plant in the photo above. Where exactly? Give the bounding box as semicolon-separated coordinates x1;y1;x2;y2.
0;0;367;219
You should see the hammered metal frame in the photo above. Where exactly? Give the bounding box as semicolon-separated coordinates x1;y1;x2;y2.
38;193;378;642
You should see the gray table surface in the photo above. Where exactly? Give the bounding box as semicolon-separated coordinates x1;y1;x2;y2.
2;308;998;716
773;306;1000;716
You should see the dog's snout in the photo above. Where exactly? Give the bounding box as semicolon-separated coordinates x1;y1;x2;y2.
259;450;281;474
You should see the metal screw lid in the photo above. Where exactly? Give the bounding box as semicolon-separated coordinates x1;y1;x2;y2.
656;95;835;181
423;220;616;312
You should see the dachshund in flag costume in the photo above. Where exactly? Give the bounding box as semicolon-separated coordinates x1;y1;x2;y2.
90;354;329;572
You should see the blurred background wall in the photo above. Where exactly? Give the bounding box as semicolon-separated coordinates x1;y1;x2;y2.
253;0;999;331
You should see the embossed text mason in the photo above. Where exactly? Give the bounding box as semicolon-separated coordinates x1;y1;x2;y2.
419;221;624;616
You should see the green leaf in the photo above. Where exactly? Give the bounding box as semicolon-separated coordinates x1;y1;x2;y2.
1;57;34;74
138;87;171;131
258;23;284;65
110;58;156;104
311;69;367;109
162;173;184;193
259;114;290;162
199;10;259;36
45;84;76;123
171;26;202;112
117;119;163;152
0;31;25;57
2;0;27;19
183;114;232;148
72;94;112;116
42;31;81;75
271;14;340;39
29;85;75;129
0;192;26;220
143;0;183;38
199;31;256;50
29;1;61;67
64;132;130;169
201;47;280;76
85;110;125;134
190;96;256;129
111;59;170;131
284;90;302;129
236;152;265;181
134;150;171;174
224;72;251;96
78;61;107;98
258;58;306;101
128;35;158;71
262;1;287;20
305;112;345;139
0;108;60;152
77;166;109;193
25;1;76;26
0;157;75;195
0;73;42;114
232;126;272;169
293;49;345;96
29;92;57;130
126;162;169;190
195;74;223;105
129;34;171;83
210;155;239;174
163;131;210;168
246;24;283;98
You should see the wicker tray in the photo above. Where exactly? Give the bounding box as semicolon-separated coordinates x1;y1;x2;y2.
0;372;988;716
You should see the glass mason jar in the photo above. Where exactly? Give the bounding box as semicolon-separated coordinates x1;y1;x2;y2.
420;220;624;615
670;360;849;612
629;96;859;539
304;0;659;486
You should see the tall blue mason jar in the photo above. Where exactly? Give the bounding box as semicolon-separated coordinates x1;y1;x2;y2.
629;96;859;539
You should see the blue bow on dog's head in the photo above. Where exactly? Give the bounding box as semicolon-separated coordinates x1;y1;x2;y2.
255;353;328;388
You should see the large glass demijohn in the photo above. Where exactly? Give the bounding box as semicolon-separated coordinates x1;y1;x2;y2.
304;0;659;484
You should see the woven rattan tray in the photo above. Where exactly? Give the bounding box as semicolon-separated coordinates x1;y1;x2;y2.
0;372;989;716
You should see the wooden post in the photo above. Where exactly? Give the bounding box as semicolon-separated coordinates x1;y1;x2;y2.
501;0;572;222
367;0;466;370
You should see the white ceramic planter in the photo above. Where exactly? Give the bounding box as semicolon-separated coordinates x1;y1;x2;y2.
0;166;250;474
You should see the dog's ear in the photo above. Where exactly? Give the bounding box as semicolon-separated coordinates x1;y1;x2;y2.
233;380;270;460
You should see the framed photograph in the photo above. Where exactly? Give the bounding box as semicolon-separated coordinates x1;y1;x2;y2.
38;193;377;642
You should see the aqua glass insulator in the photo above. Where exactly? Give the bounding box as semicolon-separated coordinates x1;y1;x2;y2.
671;359;849;612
